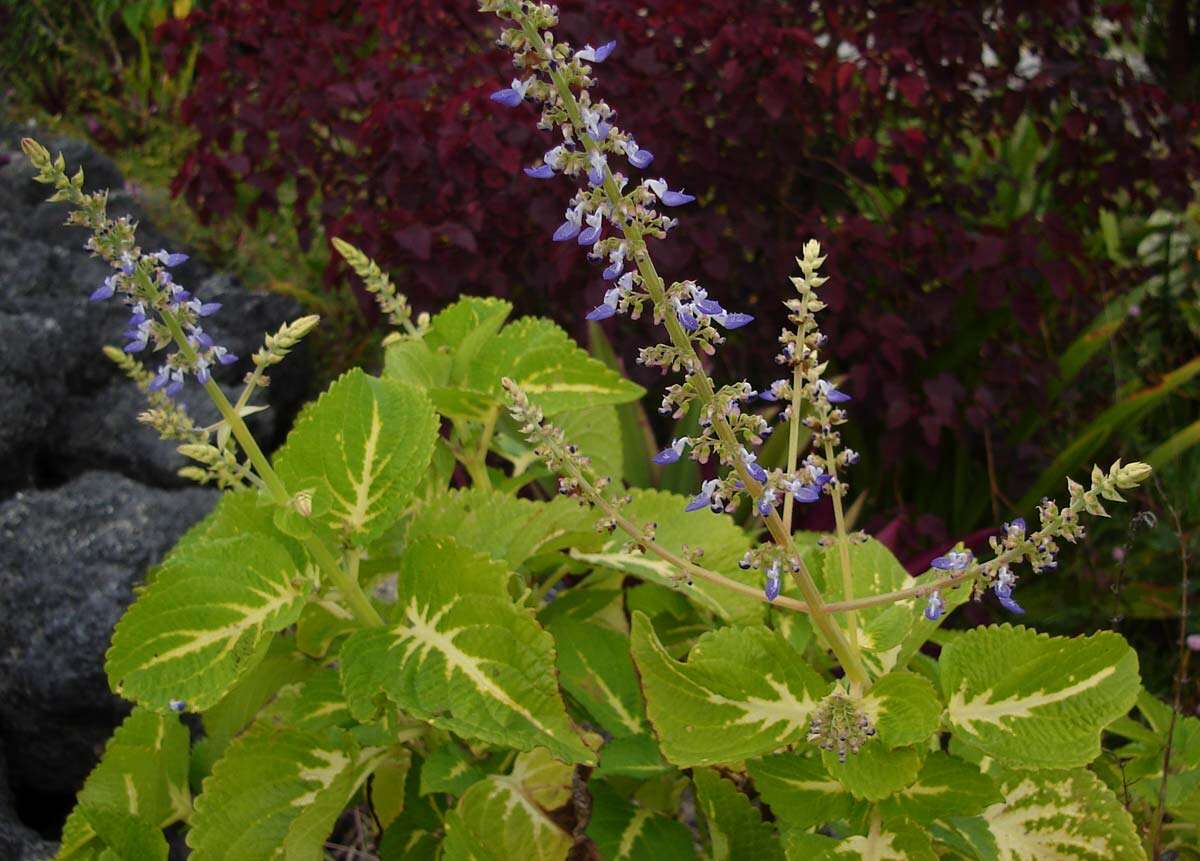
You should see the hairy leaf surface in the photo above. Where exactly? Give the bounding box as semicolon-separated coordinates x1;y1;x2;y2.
275;368;438;546
339;537;593;763
106;534;307;712
940;624;1140;768
630;612;828;766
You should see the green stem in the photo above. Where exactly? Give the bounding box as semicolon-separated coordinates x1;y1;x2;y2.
781;357;805;534
160;309;384;629
825;438;863;684
528;24;868;688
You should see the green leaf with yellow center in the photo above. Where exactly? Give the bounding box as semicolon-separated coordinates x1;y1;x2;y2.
339;537;593;763
57;708;190;861
275;368;438;546
748;753;861;830
877;752;1002;821
441;770;574;861
548;618;649;738
106;534;308;713
979;768;1143;860
572;490;763;624
693;768;785;861
939;624;1140;769
819;539;915;676
586;779;695;860
629;612;828;766
405;486;594;572
188;724;389;861
824;815;936;860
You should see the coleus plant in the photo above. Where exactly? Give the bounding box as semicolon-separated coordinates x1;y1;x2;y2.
18;7;1200;860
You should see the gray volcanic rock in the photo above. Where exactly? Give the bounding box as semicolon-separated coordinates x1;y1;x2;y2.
0;472;217;798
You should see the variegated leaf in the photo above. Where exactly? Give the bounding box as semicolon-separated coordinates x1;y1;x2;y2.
693;768;785;861
940;624;1140;769
877;752;1001;821
864;671;943;749
466;317;644;415
587;780;695;860
748;753;860;830
980;768;1143;860
630;612;829;766
548;618;649;738
339;537;593;763
825;815;936;860
405;486;594;572
822;743;923;802
106;534;308;713
57;708;190;860
188;724;388;861
275;368;438;546
573;490;763;624
441;773;573;861
819;538;914;676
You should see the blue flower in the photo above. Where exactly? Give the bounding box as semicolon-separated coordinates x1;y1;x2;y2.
647;178;695;207
818;379;852;403
577;210;604;245
931;550;973;571
153;250;189;268
628;148;654;169
576;41;617;63
741;449;768;483
553;205;584;242
714;311;754;329
652;437;689;465
791;483;822;503
677;307;699;332
685;479;721;513
994;582;1025;615
765;571;782;602
923;591;945;621
490;78;531;107
89;274;117;302
524;164;555;179
757;379;787;402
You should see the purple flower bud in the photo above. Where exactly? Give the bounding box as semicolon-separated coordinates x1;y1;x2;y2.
819;379;852;403
124;339;147;353
629;149;654;169
553;220;581;242
594;40;617;62
198;302;222;316
587;166;605;186
924;591;945;621
931;550;973;571
168;698;186;713
90;275;117;302
524;164;555;179
490;87;524;107
216;349;238;365
602;260;623;280
684;492;711;513
652;438;688;465
715;312;754;329
660;189;695;206
765;574;782;602
677;309;699;332
153;250;189;267
694;298;724;315
994;582;1025;615
792;484;821;503
585;302;616;321
578;225;601;245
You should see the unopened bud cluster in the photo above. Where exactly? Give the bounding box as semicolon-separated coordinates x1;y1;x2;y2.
807;691;877;763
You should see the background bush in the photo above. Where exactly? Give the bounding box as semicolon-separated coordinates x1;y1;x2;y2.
164;0;1199;538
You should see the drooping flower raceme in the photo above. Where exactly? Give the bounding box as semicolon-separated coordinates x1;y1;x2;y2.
23;140;237;399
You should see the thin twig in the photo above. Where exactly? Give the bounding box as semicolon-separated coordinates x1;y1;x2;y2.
1150;476;1190;859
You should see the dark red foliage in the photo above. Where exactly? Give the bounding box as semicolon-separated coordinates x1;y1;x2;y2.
167;0;1199;491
